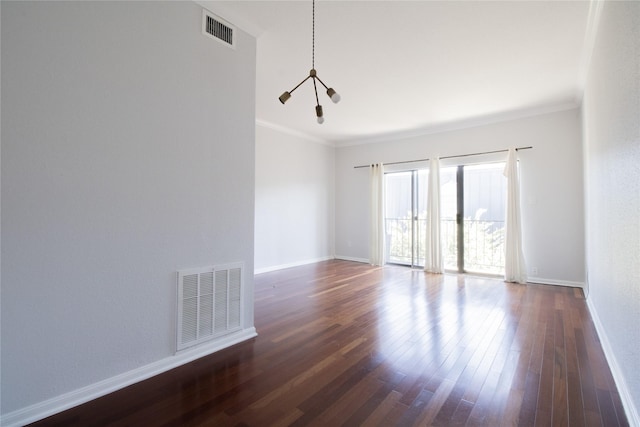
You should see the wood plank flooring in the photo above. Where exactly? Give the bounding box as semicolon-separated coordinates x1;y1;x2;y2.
31;260;629;426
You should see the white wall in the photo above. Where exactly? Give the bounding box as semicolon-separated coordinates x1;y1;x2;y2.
1;1;256;419
582;1;640;423
255;124;335;273
335;108;585;286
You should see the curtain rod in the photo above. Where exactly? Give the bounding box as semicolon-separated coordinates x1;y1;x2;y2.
353;146;533;169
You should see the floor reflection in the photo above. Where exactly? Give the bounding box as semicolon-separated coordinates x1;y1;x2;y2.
374;267;508;376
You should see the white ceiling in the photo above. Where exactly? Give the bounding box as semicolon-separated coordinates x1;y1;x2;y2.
210;1;594;145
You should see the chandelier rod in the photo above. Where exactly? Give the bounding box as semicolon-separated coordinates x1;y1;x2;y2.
312;0;315;69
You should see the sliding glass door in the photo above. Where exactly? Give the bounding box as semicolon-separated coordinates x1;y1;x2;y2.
464;163;507;274
384;170;427;267
441;163;507;274
386;162;506;274
440;167;459;269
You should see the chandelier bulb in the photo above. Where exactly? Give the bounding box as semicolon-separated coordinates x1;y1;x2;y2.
327;88;341;104
315;105;324;124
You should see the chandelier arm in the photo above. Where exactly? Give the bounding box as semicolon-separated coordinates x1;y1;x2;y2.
312;77;320;106
314;74;330;91
289;75;312;94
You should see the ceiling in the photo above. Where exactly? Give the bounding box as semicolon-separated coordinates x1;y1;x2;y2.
210;1;595;145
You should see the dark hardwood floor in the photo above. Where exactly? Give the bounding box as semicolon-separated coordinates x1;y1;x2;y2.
31;260;628;426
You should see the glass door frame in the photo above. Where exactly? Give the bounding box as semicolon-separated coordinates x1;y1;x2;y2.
384;168;426;268
446;162;507;275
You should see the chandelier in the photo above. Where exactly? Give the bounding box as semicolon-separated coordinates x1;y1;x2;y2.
278;0;340;124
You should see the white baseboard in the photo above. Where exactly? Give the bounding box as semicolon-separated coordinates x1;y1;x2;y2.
334;255;370;264
586;299;639;427
527;277;585;288
254;256;334;275
1;328;258;427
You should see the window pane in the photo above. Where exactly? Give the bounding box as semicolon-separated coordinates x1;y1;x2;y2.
463;163;506;274
385;172;413;265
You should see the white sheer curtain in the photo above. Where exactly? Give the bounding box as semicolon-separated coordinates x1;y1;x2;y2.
425;157;443;273
504;148;527;283
369;163;385;266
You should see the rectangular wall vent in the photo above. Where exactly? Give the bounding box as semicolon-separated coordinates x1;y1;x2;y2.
202;9;235;48
177;262;243;351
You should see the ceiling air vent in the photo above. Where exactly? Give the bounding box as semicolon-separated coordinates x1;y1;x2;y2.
202;9;235;49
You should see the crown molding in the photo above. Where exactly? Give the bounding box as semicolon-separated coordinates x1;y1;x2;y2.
575;0;604;104
257;102;580;149
334;101;580;148
255;119;334;147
